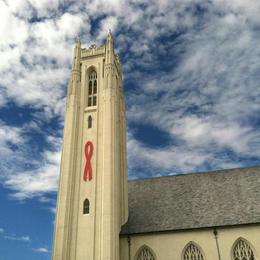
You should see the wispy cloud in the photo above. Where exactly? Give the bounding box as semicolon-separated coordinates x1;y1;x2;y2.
0;120;61;200
0;0;259;200
0;227;30;242
33;247;50;253
4;150;61;200
123;0;260;177
4;235;31;242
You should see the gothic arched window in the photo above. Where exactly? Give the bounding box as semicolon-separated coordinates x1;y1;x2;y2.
183;242;204;260
88;115;92;128
88;71;97;107
232;238;255;260
135;245;156;260
83;199;90;214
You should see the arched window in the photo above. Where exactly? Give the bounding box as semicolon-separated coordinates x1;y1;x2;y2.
232;238;255;260
135;245;156;260
88;115;92;128
183;242;204;260
88;71;97;107
83;199;90;214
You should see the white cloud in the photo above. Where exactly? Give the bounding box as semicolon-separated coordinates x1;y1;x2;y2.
0;0;259;201
5;150;61;200
122;0;260;176
127;133;213;178
0;1;29;48
28;0;59;14
83;0;126;17
33;247;50;253
0;2;87;114
0;123;22;145
97;16;118;40
0;120;61;200
6;0;60;18
4;235;31;242
1;228;31;245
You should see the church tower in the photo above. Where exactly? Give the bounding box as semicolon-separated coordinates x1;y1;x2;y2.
52;32;128;260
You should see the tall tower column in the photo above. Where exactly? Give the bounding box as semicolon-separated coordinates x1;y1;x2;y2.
52;33;128;260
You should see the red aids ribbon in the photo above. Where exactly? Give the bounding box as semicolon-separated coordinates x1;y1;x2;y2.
83;141;93;181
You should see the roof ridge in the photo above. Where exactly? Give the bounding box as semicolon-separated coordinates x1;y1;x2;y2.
128;165;260;182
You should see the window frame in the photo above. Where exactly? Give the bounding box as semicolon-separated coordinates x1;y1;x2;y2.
134;245;157;260
83;199;90;215
87;70;97;107
231;237;256;260
182;241;205;260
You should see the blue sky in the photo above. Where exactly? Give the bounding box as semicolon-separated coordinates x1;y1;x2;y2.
0;0;260;258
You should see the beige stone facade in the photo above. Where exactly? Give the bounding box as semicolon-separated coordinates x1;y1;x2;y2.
120;225;260;260
52;32;128;260
52;33;260;260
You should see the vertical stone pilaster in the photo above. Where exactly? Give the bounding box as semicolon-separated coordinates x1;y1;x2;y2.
52;38;81;260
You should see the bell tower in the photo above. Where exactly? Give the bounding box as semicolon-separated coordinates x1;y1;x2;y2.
52;32;128;260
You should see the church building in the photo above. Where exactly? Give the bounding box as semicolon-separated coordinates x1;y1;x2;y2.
52;32;260;260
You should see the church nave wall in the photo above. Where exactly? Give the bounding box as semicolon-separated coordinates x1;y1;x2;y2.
120;224;260;260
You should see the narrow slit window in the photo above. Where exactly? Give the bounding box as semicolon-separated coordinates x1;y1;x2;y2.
83;199;90;214
88;116;92;129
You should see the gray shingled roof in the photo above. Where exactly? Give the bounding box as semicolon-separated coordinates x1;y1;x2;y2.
121;166;260;235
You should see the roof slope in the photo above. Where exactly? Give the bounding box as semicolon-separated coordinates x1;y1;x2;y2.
121;166;260;235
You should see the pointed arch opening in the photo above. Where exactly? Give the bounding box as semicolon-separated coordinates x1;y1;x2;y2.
182;241;205;260
88;70;97;107
135;245;156;260
232;237;256;260
83;199;90;214
88;115;92;129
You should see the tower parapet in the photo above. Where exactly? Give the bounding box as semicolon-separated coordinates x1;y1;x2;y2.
81;44;106;58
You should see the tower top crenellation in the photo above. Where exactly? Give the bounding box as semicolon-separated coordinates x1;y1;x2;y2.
81;44;105;58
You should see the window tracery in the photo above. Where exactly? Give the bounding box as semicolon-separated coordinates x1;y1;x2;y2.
136;245;156;260
183;242;204;260
232;238;255;260
88;71;97;107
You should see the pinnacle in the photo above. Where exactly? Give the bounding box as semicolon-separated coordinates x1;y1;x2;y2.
76;35;81;44
107;30;113;40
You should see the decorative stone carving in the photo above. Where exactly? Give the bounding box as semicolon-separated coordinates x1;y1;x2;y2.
233;238;255;260
136;246;156;260
183;242;204;260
